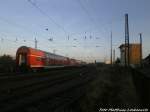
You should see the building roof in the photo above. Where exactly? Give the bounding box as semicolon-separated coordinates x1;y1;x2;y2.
119;43;140;49
145;54;150;61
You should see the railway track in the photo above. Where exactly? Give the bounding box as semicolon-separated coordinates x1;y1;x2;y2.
0;72;18;77
0;66;97;112
0;66;83;79
0;66;83;80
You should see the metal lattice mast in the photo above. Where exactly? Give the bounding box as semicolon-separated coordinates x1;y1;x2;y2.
125;14;130;66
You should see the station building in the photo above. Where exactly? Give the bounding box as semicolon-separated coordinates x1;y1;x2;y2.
119;43;141;66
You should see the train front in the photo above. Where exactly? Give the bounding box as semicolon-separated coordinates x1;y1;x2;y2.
16;46;30;72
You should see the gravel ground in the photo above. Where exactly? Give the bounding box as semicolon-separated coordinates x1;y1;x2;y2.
1;65;148;112
79;65;141;112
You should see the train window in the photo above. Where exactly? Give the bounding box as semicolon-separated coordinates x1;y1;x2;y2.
41;57;46;61
36;57;41;61
46;54;49;58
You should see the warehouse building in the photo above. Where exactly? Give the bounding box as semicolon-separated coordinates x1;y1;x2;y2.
119;43;141;66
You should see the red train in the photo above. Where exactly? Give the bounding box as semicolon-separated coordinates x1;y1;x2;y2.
16;46;84;70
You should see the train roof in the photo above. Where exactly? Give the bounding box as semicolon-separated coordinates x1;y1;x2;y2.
17;46;68;59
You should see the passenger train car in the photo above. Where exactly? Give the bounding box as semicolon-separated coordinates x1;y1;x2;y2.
16;46;83;71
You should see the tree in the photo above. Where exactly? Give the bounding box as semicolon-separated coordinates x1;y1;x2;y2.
0;55;15;72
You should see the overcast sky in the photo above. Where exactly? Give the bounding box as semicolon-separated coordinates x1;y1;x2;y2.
0;0;150;62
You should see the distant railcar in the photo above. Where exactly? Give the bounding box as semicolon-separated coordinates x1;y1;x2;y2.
16;46;81;70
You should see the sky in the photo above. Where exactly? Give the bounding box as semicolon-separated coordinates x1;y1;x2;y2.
0;0;150;62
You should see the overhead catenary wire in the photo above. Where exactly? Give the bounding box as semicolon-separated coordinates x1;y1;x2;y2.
0;9;63;45
27;0;117;43
76;0;124;47
0;20;103;48
0;0;123;61
77;0;97;27
0;16;50;47
0;17;59;50
0;16;33;34
27;0;68;36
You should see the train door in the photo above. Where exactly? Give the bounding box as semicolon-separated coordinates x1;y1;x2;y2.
18;53;27;66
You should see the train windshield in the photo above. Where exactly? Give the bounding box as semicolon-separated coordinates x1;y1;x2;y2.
18;54;27;66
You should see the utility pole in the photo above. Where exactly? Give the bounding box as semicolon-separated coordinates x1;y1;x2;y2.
110;31;112;65
35;38;37;49
125;13;130;67
113;49;115;64
139;33;142;67
53;49;56;65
